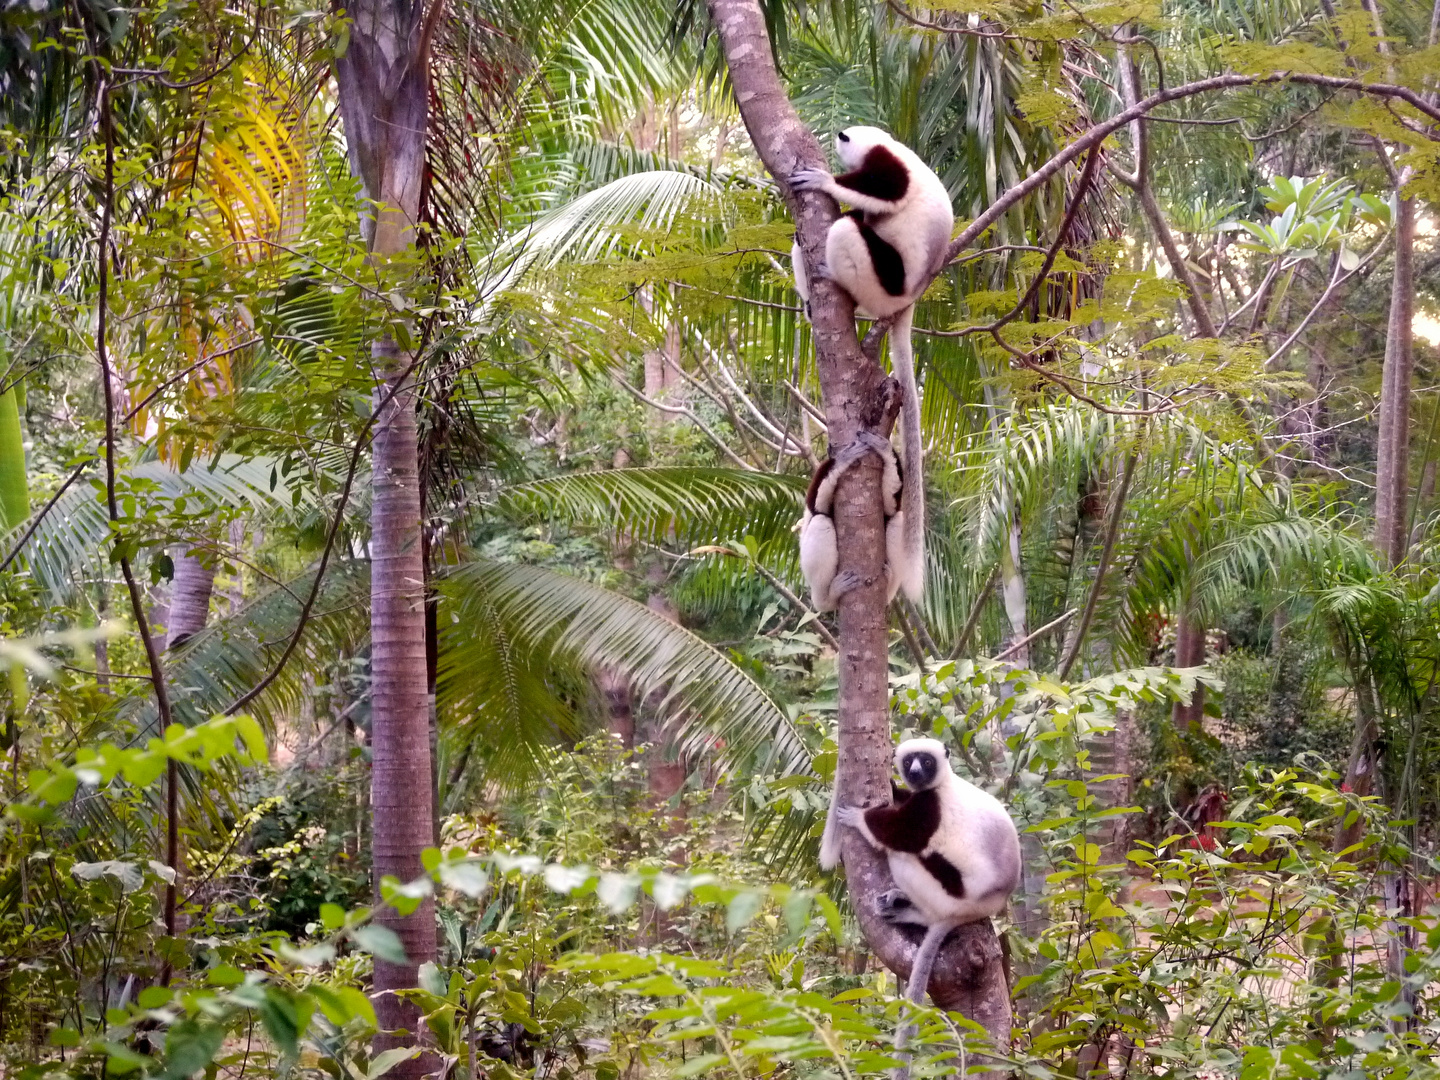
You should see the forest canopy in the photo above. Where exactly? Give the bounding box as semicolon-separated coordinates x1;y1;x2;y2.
1;0;1439;1078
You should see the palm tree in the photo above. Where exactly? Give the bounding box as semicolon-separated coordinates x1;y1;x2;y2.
330;0;439;1056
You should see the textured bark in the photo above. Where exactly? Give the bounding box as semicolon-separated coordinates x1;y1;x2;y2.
1171;604;1206;730
166;549;216;648
333;0;438;1064
367;338;436;1052
1374;191;1416;567
708;0;1011;1052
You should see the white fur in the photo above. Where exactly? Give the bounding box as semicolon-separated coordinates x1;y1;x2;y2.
828;738;1021;926
790;127;951;606
798;509;842;611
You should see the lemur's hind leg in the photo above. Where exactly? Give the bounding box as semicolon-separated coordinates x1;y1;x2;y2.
877;888;930;926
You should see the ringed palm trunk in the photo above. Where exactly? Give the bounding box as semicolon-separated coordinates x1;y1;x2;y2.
1373;189;1416;567
1171;602;1206;730
166;549;216;648
333;0;438;1062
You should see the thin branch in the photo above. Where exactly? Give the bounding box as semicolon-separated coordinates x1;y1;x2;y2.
612;374;758;471
993;608;1076;664
0;462;89;575
691;544;839;650
1265;235;1392;368
885;0;1020;38
96;79;181;956
943;71;1440;269
949;566;999;660
1058;442;1141;679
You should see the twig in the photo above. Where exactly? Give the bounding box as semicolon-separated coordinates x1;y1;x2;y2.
691;544;839;651
993;608;1076;663
1058;439;1141;679
942;71;1440;271
612;373;758;471
0;462;89;574
949;566;999;660
895;602;929;675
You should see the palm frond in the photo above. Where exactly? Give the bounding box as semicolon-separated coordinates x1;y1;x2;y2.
10;454;312;599
440;556;807;781
499;466;804;548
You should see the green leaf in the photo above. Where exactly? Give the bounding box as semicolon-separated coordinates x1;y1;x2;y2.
673;1054;727;1077
351;924;409;964
368;1047;421;1080
319;903;346;930
726;890;763;934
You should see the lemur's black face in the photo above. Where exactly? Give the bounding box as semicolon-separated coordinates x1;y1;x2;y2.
899;748;941;790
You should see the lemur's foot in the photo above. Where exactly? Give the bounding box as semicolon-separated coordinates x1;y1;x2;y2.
789;167;831;193
877;889;923;925
854;430;894;458
830;569;863;599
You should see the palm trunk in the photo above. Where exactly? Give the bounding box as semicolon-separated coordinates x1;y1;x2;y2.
1373;190;1416;567
367;341;436;1043
1171;603;1205;730
333;0;438;1063
166;549;216;648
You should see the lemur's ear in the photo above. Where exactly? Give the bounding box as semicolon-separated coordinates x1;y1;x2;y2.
941;744;950;758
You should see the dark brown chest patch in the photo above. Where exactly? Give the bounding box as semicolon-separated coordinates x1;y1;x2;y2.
920;852;966;898
835;145;911;203
863;786;940;854
844;210;907;297
805;457;836;515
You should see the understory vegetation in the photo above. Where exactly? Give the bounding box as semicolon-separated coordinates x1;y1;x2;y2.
2;0;1440;1078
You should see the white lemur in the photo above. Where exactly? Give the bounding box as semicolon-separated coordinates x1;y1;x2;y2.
790;126;953;606
797;432;904;610
822;738;1020;1013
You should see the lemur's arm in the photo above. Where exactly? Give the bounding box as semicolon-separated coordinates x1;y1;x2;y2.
790;167;905;218
837;792;933;854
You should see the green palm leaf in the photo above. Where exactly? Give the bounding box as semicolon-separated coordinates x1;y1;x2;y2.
500;466;804;548
8;454;310;599
440;556;807;782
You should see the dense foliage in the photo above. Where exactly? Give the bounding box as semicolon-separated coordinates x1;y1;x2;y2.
1;0;1439;1077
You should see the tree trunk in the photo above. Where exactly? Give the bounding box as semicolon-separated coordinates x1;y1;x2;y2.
333;0;438;1065
708;0;1011;1052
166;549;216;648
1373;189;1415;567
1171;603;1205;730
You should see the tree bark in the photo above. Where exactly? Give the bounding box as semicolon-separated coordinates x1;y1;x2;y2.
708;0;1010;1051
333;0;439;1064
1171;603;1206;730
1373;189;1416;567
166;548;216;648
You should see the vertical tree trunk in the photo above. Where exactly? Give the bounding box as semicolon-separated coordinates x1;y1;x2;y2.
1374;191;1416;567
1171;603;1205;730
708;0;1010;1051
333;0;438;1063
367;342;436;1044
94;583;111;693
999;510;1029;667
166;549;216;648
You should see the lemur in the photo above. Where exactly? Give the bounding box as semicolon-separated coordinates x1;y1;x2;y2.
823;738;1020;1045
791;126;953;608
